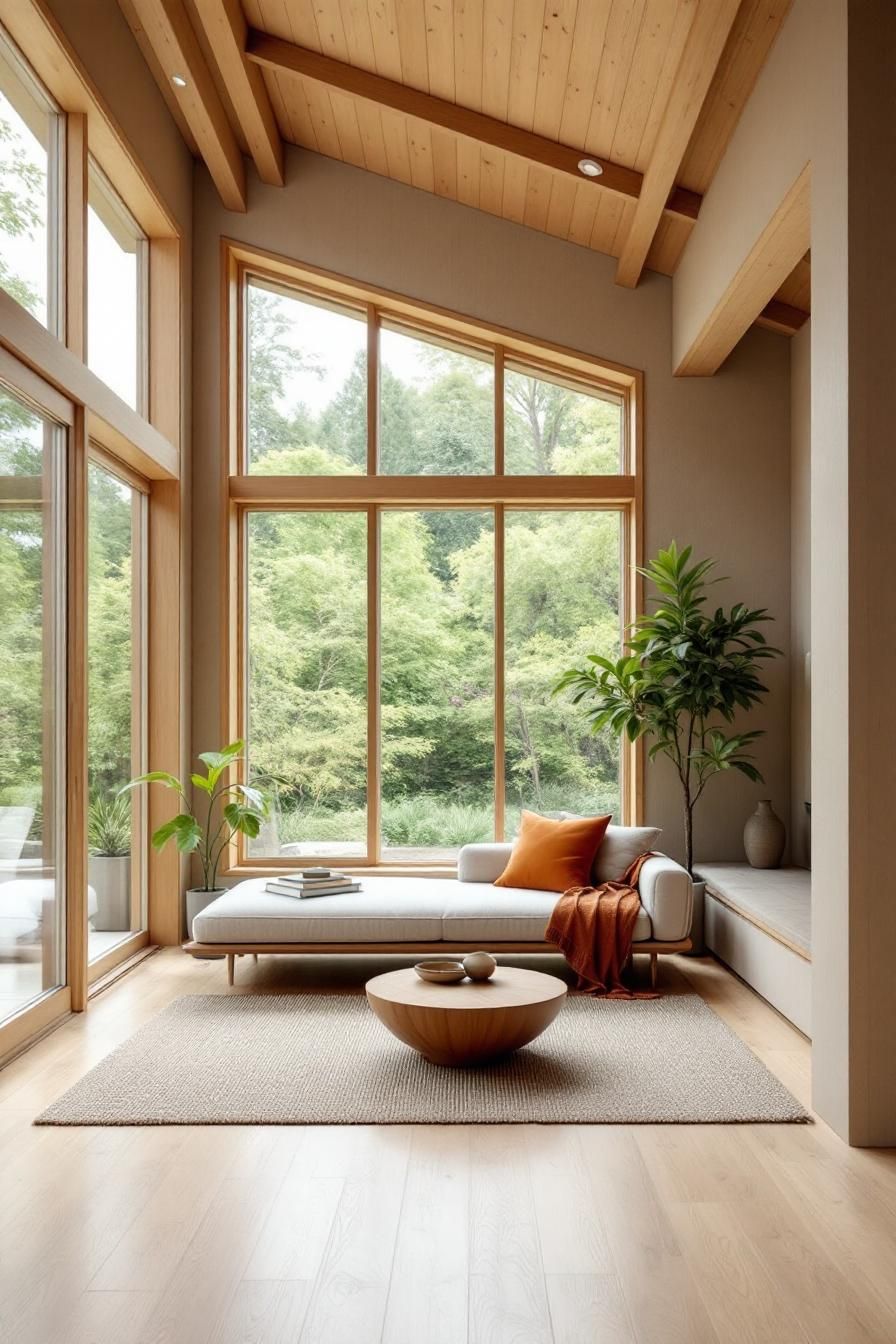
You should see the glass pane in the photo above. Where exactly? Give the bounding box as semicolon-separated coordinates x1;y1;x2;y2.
0;389;65;1023
379;326;493;475
381;509;494;862
88;463;145;962
505;365;622;474
504;510;622;833
247;281;367;475
87;164;145;410
0;39;55;329
246;511;367;857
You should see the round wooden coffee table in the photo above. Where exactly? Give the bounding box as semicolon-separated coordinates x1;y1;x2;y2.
366;966;567;1066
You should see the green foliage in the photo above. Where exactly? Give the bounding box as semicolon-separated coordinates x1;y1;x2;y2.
123;741;269;891
88;795;132;857
556;542;782;872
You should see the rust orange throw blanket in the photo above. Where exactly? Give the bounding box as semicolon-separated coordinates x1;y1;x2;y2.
545;853;658;998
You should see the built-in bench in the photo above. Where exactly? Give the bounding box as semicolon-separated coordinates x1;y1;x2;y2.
696;863;811;1035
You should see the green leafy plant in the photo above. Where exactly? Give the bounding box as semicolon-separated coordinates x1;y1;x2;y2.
88;795;131;857
555;543;782;874
122;740;268;892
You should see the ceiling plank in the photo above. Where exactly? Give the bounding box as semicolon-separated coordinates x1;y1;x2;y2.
616;0;741;289
127;0;246;210
675;164;810;375
245;29;703;224
190;0;283;186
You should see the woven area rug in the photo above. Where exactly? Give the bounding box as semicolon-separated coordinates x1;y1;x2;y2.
36;992;808;1126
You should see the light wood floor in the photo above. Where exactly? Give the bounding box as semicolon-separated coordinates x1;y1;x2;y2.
2;949;896;1344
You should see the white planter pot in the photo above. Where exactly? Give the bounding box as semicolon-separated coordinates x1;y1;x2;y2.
186;887;226;939
88;856;131;931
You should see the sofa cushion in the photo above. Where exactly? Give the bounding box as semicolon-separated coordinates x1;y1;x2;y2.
559;817;663;883
192;874;655;945
441;882;653;943
494;810;610;892
594;824;663;883
191;878;446;944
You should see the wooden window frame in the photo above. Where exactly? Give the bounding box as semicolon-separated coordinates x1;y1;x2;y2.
0;2;185;1062
223;242;644;878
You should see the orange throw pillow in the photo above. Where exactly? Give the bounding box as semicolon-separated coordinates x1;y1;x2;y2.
494;810;611;893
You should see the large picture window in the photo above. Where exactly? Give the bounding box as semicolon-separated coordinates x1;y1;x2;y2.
233;253;639;869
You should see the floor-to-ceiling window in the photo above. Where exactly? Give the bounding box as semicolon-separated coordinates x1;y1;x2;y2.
87;457;147;968
230;250;639;871
0;386;66;1024
0;16;184;1054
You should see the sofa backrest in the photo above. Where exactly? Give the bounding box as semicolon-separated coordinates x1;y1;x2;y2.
458;823;664;885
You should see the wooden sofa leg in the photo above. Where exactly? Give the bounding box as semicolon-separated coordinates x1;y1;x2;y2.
649;952;658;989
227;953;235;987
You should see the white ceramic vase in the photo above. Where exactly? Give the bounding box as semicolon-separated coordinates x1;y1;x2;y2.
743;800;786;869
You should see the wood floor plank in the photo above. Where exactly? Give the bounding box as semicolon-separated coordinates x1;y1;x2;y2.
526;1126;613;1275
381;1126;470;1344
210;1280;313;1344
579;1128;720;1344
468;1126;553;1344
3;948;896;1344
296;1177;408;1344
135;1175;284;1344
663;1200;813;1344
545;1273;637;1344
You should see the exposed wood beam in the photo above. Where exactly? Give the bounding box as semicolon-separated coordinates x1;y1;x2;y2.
675;164;811;376
190;0;283;187
756;299;810;335
245;31;702;224
616;0;741;289
127;0;246;211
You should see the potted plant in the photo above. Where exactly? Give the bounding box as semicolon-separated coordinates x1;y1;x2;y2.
123;740;268;935
88;795;132;931
555;543;781;949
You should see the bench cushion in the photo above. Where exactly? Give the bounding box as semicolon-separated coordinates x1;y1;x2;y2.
191;875;655;945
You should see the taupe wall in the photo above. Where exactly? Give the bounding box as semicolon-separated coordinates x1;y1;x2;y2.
671;0;896;1146
192;149;792;870
790;321;811;868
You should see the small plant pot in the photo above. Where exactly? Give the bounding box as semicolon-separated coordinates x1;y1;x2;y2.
88;856;131;931
186;887;227;957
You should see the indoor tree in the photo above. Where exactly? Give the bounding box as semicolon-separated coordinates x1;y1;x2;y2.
555;542;782;874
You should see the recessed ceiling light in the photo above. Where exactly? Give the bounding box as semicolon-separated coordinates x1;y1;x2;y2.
577;158;603;178
171;73;187;88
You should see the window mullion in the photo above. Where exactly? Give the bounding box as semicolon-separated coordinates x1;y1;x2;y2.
367;505;381;864
494;502;505;842
367;304;378;476
495;346;505;476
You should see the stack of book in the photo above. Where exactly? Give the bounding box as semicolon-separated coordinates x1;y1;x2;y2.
265;867;361;899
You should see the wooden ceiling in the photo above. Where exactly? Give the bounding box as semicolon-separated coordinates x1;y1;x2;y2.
120;0;808;331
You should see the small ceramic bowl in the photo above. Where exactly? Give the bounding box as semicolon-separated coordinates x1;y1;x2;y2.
414;959;467;984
